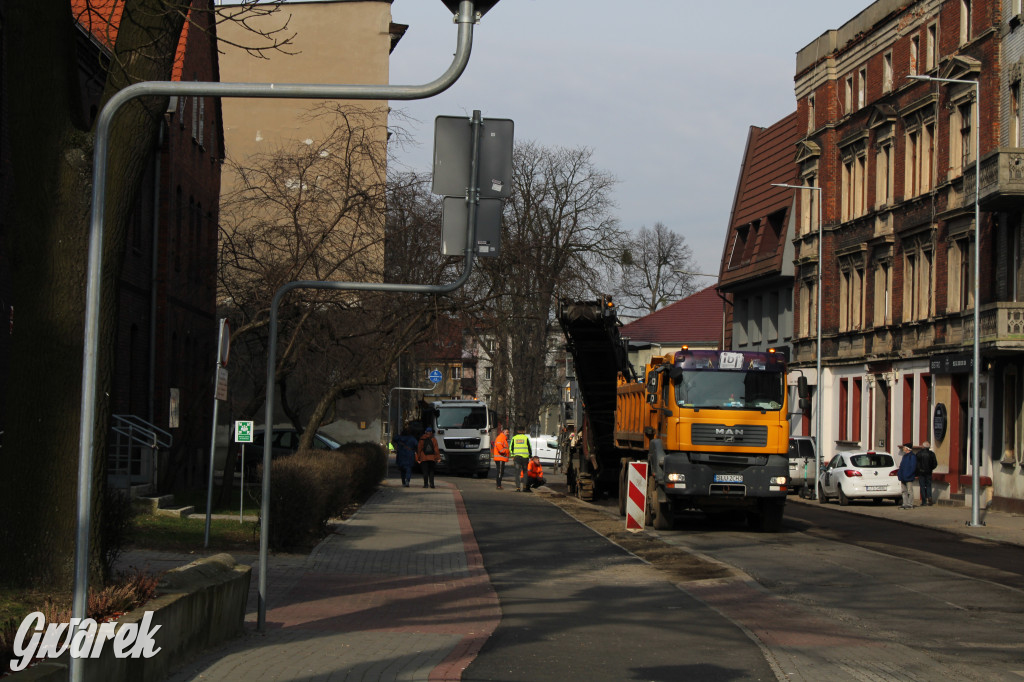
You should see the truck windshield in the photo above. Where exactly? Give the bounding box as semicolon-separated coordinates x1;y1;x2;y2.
436;407;488;429
675;370;784;411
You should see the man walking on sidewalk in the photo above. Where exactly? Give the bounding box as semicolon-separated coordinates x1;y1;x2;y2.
492;427;510;489
898;443;917;509
510;426;532;492
917;441;938;505
417;427;441;488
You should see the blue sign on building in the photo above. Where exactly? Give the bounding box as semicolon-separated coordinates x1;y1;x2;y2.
428;369;443;384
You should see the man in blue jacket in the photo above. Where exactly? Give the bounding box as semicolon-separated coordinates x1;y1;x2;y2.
897;443;918;509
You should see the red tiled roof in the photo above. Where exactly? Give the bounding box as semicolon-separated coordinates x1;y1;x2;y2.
71;0;191;81
720;111;800;286
619;287;722;345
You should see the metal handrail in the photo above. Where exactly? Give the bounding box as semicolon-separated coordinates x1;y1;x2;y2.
110;414;172;449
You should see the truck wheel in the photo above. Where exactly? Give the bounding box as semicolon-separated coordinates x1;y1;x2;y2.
578;477;595;502
617;464;627;517
644;476;656;526
757;499;785;533
653;499;673;530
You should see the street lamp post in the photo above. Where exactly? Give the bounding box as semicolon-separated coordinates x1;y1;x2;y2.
909;74;983;527
772;182;823;499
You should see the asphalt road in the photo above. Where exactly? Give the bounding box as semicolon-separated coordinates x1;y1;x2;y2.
453;470;1024;681
452;477;780;682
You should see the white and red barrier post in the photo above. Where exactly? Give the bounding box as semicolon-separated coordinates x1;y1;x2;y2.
625;462;648;531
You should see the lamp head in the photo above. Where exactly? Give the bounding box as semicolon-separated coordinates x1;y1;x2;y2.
442;0;500;16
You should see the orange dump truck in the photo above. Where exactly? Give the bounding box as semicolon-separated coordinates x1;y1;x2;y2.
559;297;790;531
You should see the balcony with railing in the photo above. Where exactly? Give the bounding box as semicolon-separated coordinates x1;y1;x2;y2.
966;149;1024;210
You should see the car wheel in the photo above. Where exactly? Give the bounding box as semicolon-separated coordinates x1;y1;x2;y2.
838;485;850;506
817;483;827;503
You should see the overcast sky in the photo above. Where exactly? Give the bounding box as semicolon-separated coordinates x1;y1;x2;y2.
386;0;869;275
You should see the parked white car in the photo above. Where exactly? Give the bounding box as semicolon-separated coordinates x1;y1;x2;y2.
530;435;560;468
817;451;901;505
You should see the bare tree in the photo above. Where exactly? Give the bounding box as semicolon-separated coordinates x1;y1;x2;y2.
472;142;623;430
219;110;447;450
613;222;699;317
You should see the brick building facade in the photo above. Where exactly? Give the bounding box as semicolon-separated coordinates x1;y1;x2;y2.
787;0;1024;511
72;0;223;490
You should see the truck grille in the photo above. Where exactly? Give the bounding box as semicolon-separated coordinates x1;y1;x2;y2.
691;424;768;447
443;437;481;450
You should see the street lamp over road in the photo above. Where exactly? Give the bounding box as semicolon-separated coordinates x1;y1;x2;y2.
772;182;823;499
908;73;983;527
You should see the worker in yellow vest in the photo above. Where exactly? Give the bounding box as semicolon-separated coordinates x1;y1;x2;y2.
510;427;533;492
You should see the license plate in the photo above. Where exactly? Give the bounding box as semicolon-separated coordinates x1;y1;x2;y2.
866;485;887;491
715;474;743;483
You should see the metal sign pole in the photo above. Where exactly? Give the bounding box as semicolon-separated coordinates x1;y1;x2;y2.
204;317;228;548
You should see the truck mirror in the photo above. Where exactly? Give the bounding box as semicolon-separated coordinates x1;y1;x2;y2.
799;398;811;411
668;366;683;384
797;376;809;399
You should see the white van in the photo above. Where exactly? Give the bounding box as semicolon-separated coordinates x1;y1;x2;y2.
531;435;560;468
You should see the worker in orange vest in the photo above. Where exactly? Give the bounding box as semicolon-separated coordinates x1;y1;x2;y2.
492;427;510;489
521;454;546;488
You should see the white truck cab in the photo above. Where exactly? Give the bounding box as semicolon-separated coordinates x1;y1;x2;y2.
430;400;495;478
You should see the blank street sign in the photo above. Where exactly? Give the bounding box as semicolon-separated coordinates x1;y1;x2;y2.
432;115;514;199
442;197;502;257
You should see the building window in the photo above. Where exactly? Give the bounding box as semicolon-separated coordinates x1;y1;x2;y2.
852;378;863;442
949;235;975;312
807;95;815;134
1012;81;1021;148
952;100;975;174
858;67;867;109
960;0;972;44
904;238;934;322
751;296;762;344
874;261;891;327
905;116;935;197
839;378;849;441
839;257;865;332
1002;369;1019;463
451;366;462;380
876;139;893;207
910;35;920;76
883;52;893;93
484;366;493;381
927;23;938;71
801;174;818;236
845;75;854;114
800;279;816;338
840;144;867;221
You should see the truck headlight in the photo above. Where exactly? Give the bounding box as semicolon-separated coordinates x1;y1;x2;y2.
667;473;685;483
770;476;787;485
479;452;489;462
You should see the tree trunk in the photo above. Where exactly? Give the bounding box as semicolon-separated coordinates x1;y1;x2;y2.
0;0;187;590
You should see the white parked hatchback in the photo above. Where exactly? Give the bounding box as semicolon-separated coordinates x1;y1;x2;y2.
817;451;902;505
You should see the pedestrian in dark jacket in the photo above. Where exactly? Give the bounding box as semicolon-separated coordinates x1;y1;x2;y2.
897;443;918;509
417;427;441;488
393;427;418;487
916;441;938;505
